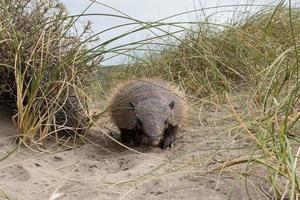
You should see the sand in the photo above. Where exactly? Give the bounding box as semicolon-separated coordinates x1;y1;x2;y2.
0;103;271;200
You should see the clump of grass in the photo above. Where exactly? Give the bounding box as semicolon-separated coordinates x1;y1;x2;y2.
226;5;300;199
112;6;300;99
0;0;102;147
0;188;12;200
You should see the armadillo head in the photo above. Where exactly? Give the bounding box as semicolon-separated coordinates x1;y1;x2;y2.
131;98;175;147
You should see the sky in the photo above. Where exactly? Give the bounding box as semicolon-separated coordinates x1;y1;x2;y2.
59;0;299;65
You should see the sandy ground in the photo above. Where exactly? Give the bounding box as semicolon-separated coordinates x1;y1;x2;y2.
0;102;273;200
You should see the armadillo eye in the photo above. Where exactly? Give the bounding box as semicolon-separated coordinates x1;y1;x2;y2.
137;119;143;127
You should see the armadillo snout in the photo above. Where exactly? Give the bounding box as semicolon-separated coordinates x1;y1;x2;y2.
150;140;160;146
143;135;161;147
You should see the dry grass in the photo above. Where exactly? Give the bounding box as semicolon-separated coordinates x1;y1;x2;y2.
111;6;300;99
0;0;102;148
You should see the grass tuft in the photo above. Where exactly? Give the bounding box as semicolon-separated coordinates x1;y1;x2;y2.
0;0;102;148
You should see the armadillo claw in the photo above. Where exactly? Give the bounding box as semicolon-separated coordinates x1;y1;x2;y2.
170;143;174;148
160;136;176;149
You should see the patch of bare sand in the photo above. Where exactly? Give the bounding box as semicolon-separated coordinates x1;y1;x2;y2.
0;104;270;200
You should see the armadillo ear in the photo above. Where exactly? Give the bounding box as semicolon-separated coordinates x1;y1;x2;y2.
137;118;143;129
129;102;136;110
169;101;175;110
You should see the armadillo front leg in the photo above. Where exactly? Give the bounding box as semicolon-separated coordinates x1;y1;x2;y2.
120;128;135;144
132;129;143;146
120;128;143;146
160;125;178;149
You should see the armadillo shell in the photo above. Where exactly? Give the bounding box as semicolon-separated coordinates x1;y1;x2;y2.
108;79;187;129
